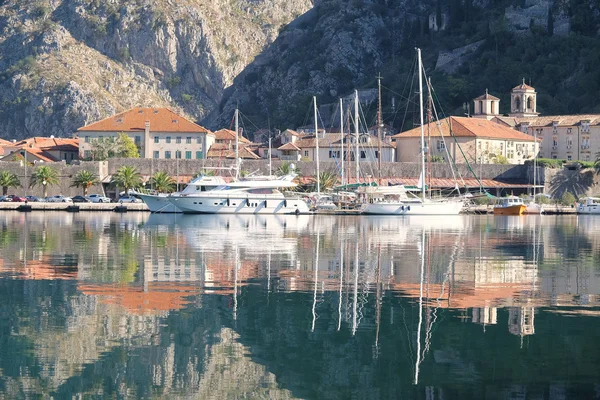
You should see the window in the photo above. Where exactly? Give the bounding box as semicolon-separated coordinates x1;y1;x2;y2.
135;136;141;144
196;151;202;159
176;137;182;144
186;137;192;144
360;151;366;159
375;150;379;159
154;136;159;143
153;151;159;159
166;136;171;143
197;137;202;144
553;136;558;146
328;150;340;159
165;151;171;159
84;150;91;158
567;155;572;161
175;150;182;159
84;136;89;143
437;140;446;150
185;151;192;159
304;150;309;157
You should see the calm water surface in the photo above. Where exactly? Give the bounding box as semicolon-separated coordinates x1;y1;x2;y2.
0;211;599;399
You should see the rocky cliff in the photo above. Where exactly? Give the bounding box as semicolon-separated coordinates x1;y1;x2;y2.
0;0;312;139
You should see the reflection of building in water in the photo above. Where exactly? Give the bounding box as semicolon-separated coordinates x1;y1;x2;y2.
472;307;498;326
508;307;535;337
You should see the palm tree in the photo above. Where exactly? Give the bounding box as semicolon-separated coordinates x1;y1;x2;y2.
0;171;21;196
29;165;59;198
111;166;142;195
313;171;339;191
71;170;99;196
276;162;299;176
595;152;600;175
149;171;176;193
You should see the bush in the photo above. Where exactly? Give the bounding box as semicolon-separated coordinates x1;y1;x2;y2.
560;191;576;206
181;93;192;102
524;158;565;168
117;47;131;62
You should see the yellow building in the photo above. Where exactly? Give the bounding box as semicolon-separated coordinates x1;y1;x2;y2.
78;108;215;160
392;116;539;164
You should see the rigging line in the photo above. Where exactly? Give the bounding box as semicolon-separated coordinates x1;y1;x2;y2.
237;110;268;134
399;56;419;133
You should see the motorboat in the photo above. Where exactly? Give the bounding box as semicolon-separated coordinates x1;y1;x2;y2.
137;175;227;213
167;174;311;214
493;196;526;215
576;197;600;214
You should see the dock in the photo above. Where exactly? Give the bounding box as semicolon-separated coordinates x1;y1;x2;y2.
0;203;149;212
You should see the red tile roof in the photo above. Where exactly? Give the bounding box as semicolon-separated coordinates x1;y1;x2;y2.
206;143;260;159
513;83;535;91
392;116;538;142
474;91;500;101
278;142;301;151
213;129;251;143
78;108;210;133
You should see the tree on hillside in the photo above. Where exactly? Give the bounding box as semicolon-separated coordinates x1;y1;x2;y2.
149;171;176;193
90;132;139;160
111;166;142;195
71;170;99;196
0;171;21;196
29;165;59;198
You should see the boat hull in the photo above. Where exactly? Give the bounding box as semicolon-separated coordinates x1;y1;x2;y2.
493;205;526;215
361;200;464;215
137;193;181;213
577;206;600;214
169;195;311;214
524;203;544;215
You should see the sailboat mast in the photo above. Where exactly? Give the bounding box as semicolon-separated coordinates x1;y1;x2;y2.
533;129;537;198
354;90;360;184
417;48;426;201
235;108;240;180
377;74;383;186
340;98;345;186
314;96;320;194
427;77;432;199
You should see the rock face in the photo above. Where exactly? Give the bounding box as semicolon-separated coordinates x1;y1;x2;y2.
0;0;312;139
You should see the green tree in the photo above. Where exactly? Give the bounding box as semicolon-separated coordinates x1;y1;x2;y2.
560;191;576;206
29;165;59;197
276;162;300;176
0;171;21;196
313;171;339;191
89;132;139;160
111;166;142;195
71;170;99;196
594;152;600;175
149;171;176;193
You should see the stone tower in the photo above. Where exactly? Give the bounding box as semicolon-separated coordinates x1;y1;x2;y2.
509;79;539;118
472;89;500;120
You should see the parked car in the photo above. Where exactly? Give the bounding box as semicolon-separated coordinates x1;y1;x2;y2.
11;196;27;202
72;195;91;203
46;195;73;203
0;195;11;202
25;196;43;202
117;195;141;203
87;194;111;203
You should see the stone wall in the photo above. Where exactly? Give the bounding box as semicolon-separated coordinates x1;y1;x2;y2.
0;159;538;198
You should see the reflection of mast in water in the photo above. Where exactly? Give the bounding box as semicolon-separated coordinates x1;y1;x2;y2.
414;228;425;385
233;244;239;322
337;234;344;332
311;232;320;332
352;241;359;336
373;245;382;358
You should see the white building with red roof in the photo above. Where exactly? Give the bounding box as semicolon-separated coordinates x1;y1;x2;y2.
392;116;539;164
0;137;79;163
77;108;215;160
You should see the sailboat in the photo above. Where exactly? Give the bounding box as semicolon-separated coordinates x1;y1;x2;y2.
360;49;464;215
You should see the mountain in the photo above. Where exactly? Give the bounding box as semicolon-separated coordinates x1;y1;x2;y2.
0;0;312;140
211;0;600;136
1;0;599;141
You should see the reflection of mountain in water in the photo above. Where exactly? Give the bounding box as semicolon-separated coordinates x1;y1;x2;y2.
1;213;600;397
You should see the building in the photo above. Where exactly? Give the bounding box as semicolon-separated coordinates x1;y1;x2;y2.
277;132;395;163
0;137;79;163
77;108;215;160
206;129;260;160
473;82;600;161
392;116;539;164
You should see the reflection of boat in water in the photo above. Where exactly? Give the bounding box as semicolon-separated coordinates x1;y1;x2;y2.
494;196;526;215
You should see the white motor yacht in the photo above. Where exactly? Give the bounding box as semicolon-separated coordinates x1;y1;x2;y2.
358;185;464;215
167;174;311;214
137;175;227;213
577;197;600;214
